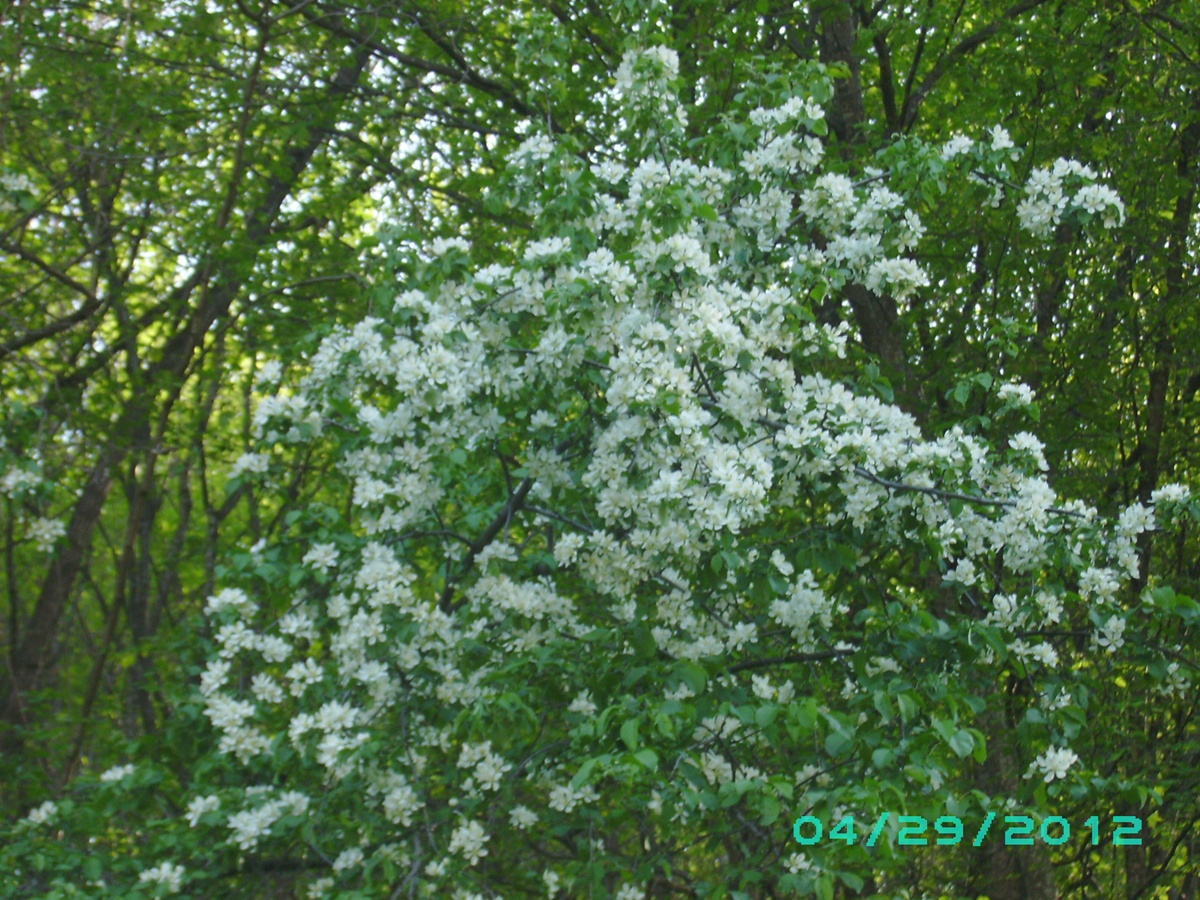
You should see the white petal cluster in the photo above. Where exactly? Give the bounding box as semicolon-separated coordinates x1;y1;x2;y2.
138;862;185;894
25;800;57;825
447;819;490;866
229;452;269;479
457;741;512;793
509;805;538;829
1;465;41;498
1026;746;1079;782
185;794;219;827
547;781;600;813
99;764;135;783
171;53;1169;889
997;382;1036;407
1093;614;1126;652
1017;157;1124;237
225;790;309;851
27;516;66;552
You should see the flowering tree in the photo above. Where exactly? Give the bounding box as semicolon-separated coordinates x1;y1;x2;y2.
4;46;1195;900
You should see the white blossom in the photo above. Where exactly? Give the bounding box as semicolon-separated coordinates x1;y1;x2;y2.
448;819;490;866
28;516;66;552
138;862;185;894
302;542;339;573
100;764;135;783
185;794;220;827
1027;746;1079;782
25;801;57;825
510;805;539;829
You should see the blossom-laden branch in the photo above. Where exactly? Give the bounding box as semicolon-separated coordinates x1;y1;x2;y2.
18;43;1187;900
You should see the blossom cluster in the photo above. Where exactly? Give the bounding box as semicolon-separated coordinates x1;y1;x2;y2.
114;47;1187;898
1017;158;1125;237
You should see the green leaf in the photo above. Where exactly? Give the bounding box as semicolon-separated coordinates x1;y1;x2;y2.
825;728;853;757
759;794;781;825
949;729;975;758
873;691;895;721
968;728;988;763
571;757;600;789
620;718;640;751
630;626;657;659
896;693;920;722
633;749;658;770
838;872;865;892
755;704;778;727
675;661;707;694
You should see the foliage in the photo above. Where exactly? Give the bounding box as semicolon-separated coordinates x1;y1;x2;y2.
5;2;1200;898
3;41;1193;898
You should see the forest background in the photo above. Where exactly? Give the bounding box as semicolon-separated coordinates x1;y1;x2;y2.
1;0;1200;898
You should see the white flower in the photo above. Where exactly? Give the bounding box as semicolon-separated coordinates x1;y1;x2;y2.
448;819;490;866
997;382;1035;407
1094;615;1126;652
307;878;334;899
229;451;269;479
302;542;339;573
1009;432;1049;471
785;852;812;873
205;587;257;618
258;635;292;663
430;236;471;256
285;657;324;696
524;237;571;263
256;360;283;387
1;465;41;498
25;800;57;825
250;673;284;704
215;621;259;658
138;862;185;894
381;776;423;825
568;690;598;715
510;805;539;829
1030;641;1059;668
199;659;230;697
769;548;794;576
227;803;281;851
511;134;556;164
100;763;135;783
616;885;644;900
553;532;586;567
278;610;316;640
28;516;66;552
332;847;364;872
989;124;1014;152
185;794;220;827
945;558;977;587
1027;746;1079;782
751;673;775;700
1151;483;1190;506
941;134;973;160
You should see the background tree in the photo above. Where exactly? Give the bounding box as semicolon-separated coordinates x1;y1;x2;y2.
2;1;1199;898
